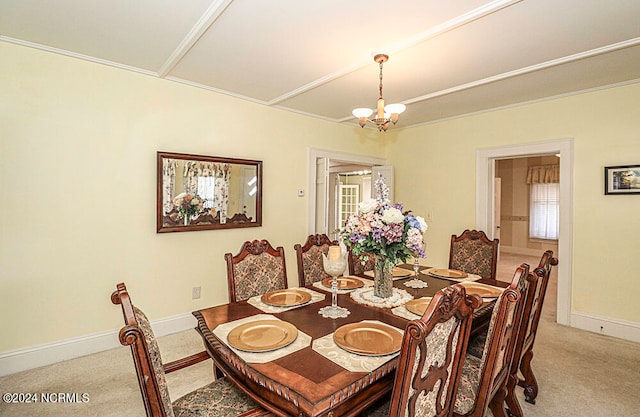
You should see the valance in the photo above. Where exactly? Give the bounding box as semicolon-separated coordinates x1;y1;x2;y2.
184;161;230;179
526;165;559;184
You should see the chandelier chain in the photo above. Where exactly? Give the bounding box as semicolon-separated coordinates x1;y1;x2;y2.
379;60;384;99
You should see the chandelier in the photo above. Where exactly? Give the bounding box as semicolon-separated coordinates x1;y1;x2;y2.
352;54;406;132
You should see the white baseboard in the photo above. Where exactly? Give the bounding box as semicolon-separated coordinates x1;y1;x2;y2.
571;311;640;344
0;313;196;377
501;245;556;257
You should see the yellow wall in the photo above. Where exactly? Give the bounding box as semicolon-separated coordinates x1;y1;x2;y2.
391;82;640;322
0;42;387;351
2;40;640;354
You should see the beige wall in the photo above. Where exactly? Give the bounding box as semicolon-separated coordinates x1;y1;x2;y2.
496;156;559;254
389;82;640;323
0;42;387;351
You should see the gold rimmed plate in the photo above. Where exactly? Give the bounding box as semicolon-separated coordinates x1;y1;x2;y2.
227;320;298;352
321;276;364;290
392;267;412;278
334;322;403;356
427;268;468;279
405;297;433;316
260;289;312;307
459;282;504;299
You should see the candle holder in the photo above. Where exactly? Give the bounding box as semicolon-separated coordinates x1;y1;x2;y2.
318;248;350;319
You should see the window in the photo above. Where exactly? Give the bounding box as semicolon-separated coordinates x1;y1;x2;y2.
338;185;359;229
529;183;559;240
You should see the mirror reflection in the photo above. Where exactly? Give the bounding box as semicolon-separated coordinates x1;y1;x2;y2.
157;152;262;232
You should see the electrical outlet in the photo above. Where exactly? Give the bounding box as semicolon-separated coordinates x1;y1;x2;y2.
192;286;201;299
297;189;305;197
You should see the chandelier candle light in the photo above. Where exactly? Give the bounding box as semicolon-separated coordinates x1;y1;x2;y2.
319;245;350;319
352;54;406;132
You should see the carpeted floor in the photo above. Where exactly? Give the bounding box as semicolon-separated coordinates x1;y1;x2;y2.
1;253;639;416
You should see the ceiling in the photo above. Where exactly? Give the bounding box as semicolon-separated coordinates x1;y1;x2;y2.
2;0;639;130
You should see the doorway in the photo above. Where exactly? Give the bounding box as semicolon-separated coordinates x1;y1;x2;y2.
307;148;386;235
476;138;573;327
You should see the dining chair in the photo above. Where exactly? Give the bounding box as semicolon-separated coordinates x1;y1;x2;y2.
449;229;499;280
225;239;288;303
511;250;558;408
453;263;530;417
348;249;376;275
360;284;483;417
111;283;272;417
293;233;338;287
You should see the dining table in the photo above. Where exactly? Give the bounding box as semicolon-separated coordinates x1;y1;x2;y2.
193;265;507;417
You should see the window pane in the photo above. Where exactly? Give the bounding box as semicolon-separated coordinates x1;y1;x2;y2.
530;183;559;240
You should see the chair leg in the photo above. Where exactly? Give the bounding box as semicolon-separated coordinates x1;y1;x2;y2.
518;348;539;404
505;374;524;417
489;385;509;417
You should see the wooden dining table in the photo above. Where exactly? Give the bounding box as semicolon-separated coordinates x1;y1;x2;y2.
193;266;504;417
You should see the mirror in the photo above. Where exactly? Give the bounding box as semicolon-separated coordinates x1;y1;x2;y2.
157;151;262;233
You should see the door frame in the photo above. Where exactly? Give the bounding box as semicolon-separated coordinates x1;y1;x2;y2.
476;138;574;326
308;148;386;235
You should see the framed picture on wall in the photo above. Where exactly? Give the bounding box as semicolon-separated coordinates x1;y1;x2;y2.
604;165;640;195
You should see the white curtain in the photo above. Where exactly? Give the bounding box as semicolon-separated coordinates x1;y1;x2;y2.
529;183;559;240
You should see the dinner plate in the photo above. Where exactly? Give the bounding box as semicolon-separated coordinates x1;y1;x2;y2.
260;289;312;307
427;268;468;279
227;320;298;352
458;282;504;299
321;276;364;290
404;297;433;316
392;267;412;278
333;322;403;356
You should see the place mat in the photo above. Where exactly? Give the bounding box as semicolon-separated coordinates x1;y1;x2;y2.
312;277;374;294
391;305;421;320
247;287;325;313
312;320;403;372
213;314;311;364
363;267;414;280
424;268;482;282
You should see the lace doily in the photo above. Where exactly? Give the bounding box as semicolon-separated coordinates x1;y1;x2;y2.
350;287;413;308
404;278;429;289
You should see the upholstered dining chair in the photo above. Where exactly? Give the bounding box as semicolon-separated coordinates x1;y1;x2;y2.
111;283;272;417
294;233;338;287
449;229;499;280
510;251;558;410
348;249;376;276
224;239;288;303
453;264;530;417
360;284;482;417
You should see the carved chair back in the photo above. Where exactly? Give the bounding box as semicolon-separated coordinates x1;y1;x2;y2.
294;234;338;287
389;285;482;417
454;264;530;417
512;250;558;406
111;283;176;417
449;230;499;280
348;250;376;275
225;239;288;303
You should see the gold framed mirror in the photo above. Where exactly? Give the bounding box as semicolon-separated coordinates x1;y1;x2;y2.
157;151;262;233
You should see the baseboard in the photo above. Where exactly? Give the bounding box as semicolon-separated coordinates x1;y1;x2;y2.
0;313;196;377
571;311;640;344
501;245;556;257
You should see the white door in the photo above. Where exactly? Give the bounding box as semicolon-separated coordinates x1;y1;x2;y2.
315;157;329;234
493;177;501;242
338;185;359;230
371;165;394;202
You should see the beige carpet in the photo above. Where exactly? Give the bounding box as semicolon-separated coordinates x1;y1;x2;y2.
1;253;639;416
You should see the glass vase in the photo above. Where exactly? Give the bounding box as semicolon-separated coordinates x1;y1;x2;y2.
373;255;394;298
